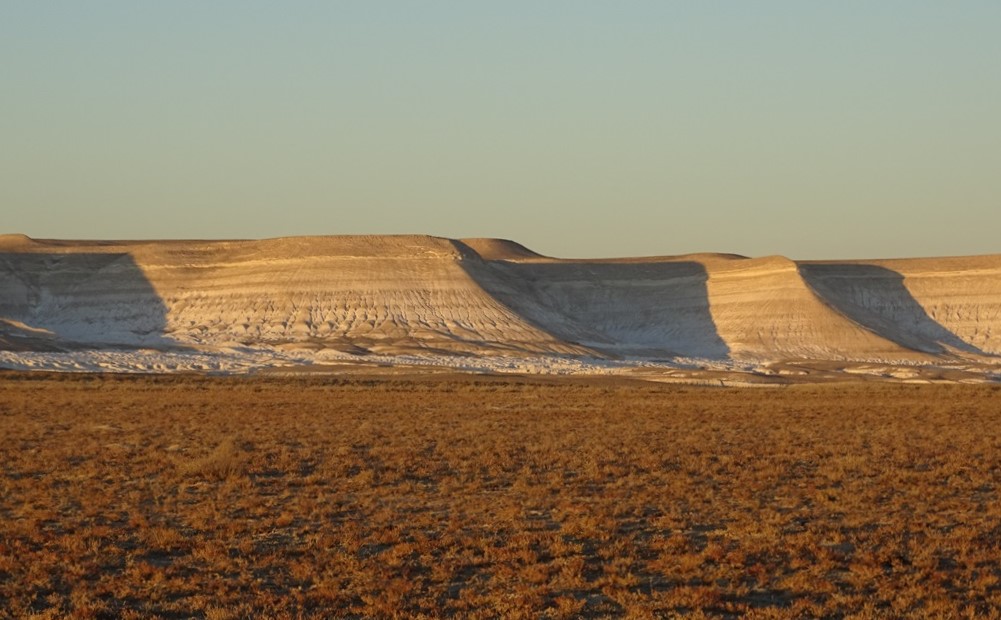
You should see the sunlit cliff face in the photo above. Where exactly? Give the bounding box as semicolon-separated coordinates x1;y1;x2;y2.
2;234;1000;367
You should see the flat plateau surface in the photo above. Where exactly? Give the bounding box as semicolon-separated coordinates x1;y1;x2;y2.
2;374;1001;618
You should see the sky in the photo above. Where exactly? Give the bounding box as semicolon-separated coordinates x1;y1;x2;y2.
2;2;999;259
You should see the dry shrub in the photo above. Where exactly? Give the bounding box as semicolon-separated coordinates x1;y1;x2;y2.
180;437;246;481
204;607;236;620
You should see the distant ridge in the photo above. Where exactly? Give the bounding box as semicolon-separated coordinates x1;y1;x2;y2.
459;238;545;260
2;234;1000;364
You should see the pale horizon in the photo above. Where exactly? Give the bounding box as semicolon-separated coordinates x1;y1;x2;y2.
3;2;999;260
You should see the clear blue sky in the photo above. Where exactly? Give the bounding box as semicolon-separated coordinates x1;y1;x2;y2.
2;2;999;258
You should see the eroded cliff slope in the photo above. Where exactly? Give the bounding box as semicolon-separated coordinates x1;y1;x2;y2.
2;234;999;364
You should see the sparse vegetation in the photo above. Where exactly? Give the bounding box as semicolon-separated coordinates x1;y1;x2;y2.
2;373;1001;618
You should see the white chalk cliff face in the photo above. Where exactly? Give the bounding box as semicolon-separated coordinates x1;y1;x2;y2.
1;233;999;364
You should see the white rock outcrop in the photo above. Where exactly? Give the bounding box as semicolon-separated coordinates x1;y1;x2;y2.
2;234;999;364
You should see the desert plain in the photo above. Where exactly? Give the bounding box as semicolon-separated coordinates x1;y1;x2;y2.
3;235;1001;618
3;374;1001;618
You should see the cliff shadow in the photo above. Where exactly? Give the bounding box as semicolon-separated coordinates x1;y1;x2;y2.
799;263;985;356
460;258;730;360
0;252;180;350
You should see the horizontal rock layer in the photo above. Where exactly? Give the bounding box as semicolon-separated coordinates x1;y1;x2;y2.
1;234;999;362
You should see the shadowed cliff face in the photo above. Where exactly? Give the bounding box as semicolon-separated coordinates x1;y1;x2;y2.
799;263;986;356
0;253;174;348
462;260;730;359
1;236;999;364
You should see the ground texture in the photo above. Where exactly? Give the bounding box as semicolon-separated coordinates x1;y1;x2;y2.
2;374;1001;618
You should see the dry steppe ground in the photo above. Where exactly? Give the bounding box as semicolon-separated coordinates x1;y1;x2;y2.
2;373;1001;618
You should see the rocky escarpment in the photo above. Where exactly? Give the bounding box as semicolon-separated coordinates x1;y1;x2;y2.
1;234;999;363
